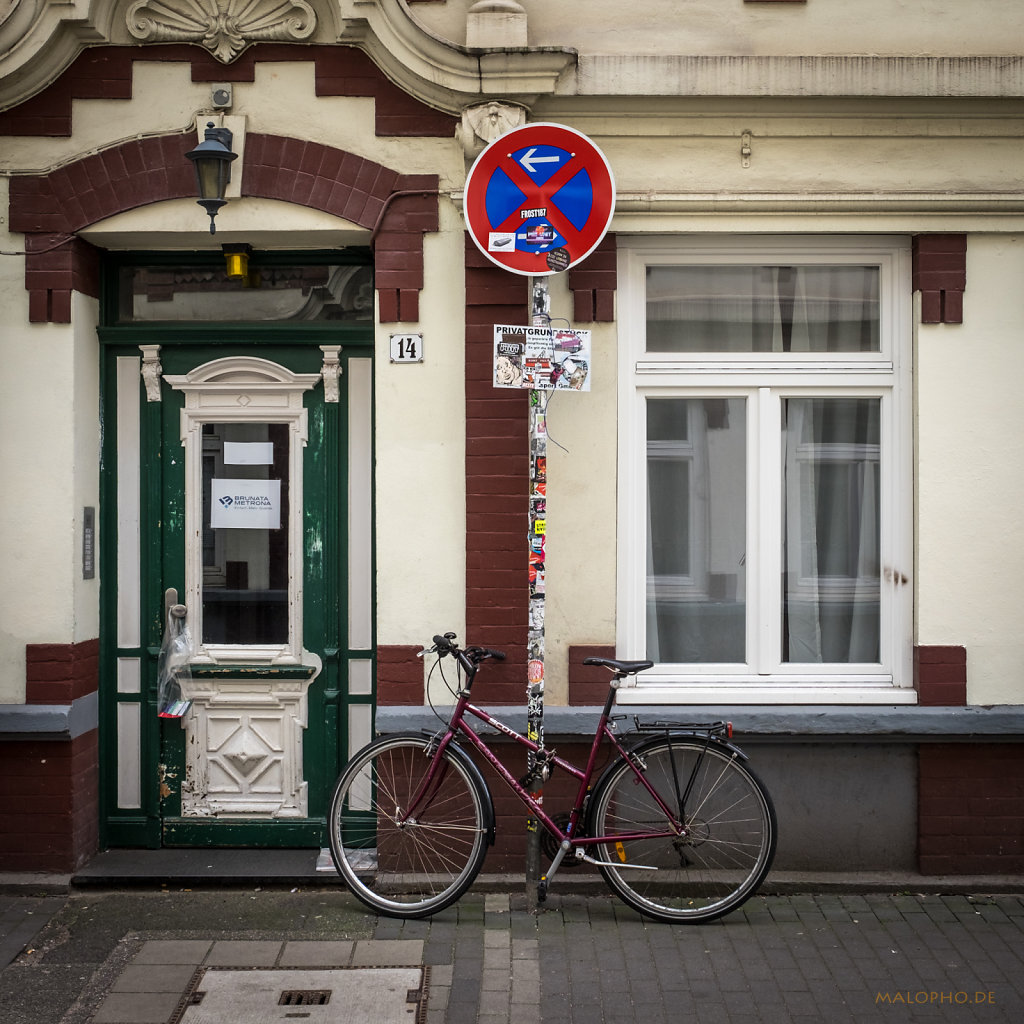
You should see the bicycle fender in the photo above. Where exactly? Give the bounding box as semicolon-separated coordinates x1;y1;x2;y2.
419;731;497;847
624;731;749;764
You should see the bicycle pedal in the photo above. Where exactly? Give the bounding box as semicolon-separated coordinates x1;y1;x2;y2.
537;879;548;903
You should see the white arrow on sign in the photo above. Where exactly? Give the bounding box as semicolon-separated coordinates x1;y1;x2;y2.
519;148;562;174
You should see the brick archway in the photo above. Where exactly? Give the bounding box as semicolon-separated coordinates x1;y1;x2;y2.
8;131;438;323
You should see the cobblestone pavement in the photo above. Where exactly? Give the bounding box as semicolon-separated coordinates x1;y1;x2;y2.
382;891;1024;1023
2;889;1023;1023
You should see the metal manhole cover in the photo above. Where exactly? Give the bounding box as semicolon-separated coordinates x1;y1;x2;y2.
173;967;426;1024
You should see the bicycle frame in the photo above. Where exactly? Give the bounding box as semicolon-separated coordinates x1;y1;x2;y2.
409;674;687;862
328;638;774;923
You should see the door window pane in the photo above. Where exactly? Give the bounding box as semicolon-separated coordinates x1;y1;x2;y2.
782;398;881;663
201;423;290;645
118;264;373;322
646;398;746;662
646;265;880;353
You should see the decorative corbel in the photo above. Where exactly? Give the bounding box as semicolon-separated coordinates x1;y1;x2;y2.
458;101;528;161
320;345;343;403
139;345;162;402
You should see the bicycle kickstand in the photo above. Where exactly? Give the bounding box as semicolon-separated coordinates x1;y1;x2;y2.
538;839;573;902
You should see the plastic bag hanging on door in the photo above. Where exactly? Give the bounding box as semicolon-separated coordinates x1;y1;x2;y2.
157;604;192;718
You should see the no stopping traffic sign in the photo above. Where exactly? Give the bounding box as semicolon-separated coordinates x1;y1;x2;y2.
464;122;615;276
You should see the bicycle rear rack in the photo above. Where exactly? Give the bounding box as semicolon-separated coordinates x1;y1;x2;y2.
631;717;732;739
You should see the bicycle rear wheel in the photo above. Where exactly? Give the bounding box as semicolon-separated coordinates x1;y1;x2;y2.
328;734;490;918
588;737;776;923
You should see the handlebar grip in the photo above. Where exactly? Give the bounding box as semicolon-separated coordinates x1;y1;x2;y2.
432;634;455;652
483;648;506;661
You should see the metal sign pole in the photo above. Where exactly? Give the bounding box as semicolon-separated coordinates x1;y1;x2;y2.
463;121;614;909
524;276;550;907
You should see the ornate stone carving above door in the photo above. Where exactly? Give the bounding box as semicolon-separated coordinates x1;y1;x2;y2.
126;0;317;63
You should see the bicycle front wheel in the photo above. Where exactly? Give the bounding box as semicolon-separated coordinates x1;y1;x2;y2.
328;734;490;918
589;737;776;923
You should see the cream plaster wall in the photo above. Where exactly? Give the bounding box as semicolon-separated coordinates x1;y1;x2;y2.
538;105;1024;202
0;220;99;702
916;234;1024;705
415;0;1024;57
71;291;102;651
374;200;467;677
2;60;463;190
540;275;618;704
0;62;209;174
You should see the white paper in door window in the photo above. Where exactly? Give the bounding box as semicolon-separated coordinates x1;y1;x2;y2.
223;441;274;465
210;479;281;529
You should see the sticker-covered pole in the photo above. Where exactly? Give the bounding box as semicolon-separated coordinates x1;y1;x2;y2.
524;276;549;905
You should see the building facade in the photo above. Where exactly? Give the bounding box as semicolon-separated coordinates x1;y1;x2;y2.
1;0;1023;876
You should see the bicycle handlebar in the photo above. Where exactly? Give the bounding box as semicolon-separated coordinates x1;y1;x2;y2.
430;633;506;665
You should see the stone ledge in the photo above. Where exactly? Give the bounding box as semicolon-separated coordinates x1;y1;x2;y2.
375;703;1024;742
0;691;98;740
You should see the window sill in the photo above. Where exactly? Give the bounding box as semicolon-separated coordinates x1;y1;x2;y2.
614;682;918;706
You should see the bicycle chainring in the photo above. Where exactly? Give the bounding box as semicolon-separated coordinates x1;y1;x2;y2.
541;813;585;867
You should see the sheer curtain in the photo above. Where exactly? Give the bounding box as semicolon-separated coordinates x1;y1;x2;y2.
782;400;881;664
645;264;879;354
780;266;881;663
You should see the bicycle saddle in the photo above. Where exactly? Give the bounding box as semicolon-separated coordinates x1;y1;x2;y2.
582;656;654;675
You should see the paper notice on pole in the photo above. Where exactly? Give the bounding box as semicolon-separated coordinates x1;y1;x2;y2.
493;325;591;391
210;479;281;529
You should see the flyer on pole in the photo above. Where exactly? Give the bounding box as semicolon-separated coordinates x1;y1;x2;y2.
492;324;592;392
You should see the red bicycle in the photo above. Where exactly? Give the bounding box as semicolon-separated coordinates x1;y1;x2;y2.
328;633;776;923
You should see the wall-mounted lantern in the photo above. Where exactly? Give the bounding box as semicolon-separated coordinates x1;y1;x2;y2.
185;122;237;234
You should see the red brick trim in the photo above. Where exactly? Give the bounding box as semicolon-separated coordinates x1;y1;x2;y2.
0;45;457;139
26;638;100;704
914;645;967;707
9;134;438;323
918;743;1024;875
912;234;966;324
244;135;438;323
376;645;426;706
465;235;529;702
567;644;616;705
0;728;99;872
567;234;616;322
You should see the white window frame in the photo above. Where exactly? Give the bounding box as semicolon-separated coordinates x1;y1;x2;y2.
616;235;914;705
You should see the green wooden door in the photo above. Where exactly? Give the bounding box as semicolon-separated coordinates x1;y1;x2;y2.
100;338;374;848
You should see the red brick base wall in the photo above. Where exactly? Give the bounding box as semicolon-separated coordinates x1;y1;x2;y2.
469;740;1024;877
918;743;1024;875
0;729;99;872
0;639;100;872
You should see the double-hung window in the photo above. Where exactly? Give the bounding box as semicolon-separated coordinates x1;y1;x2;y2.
617;237;913;703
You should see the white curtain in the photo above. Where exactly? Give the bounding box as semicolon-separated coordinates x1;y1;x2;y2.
783;398;880;664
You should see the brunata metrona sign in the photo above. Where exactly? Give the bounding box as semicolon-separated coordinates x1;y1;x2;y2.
210;479;282;530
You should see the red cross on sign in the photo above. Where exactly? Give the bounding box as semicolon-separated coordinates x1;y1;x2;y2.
464;122;616;276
